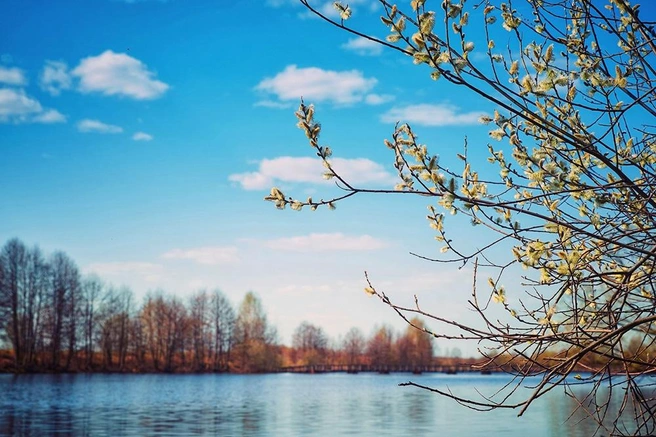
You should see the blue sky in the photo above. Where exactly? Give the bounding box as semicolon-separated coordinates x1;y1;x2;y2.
1;0;506;352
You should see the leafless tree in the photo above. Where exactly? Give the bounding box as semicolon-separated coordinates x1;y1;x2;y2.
292;321;329;366
342;327;366;369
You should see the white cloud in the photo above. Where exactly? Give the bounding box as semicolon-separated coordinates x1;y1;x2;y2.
40;60;72;96
265;232;388;252
255;65;376;105
0;88;41;118
132;131;153;141
32;109;66;124
342;37;383;56
72;50;169;100
161;246;239;265
254;99;293;109
0;88;65;124
365;93;394;105
380;104;484;126
229;156;395;190
0;66;26;86
77;118;123;133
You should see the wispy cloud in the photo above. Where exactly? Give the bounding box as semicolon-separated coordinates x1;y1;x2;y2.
229;156;395;190
255;65;376;106
40;60;72;96
33;109;66;123
342;37;383;56
365;93;394;105
0;88;65;124
381;104;484;126
0;66;27;86
265;232;389;252
77;118;123;133
254;99;293;109
161;246;239;265
0;88;41;119
72;50;169;100
132;131;153;141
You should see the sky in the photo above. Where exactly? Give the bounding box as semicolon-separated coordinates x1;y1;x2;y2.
1;0;513;354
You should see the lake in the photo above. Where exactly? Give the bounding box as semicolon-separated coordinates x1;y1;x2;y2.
0;372;634;436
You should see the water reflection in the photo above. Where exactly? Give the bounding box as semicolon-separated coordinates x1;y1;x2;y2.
546;377;656;436
0;373;648;436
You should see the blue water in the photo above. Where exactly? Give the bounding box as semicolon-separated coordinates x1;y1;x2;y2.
0;372;637;436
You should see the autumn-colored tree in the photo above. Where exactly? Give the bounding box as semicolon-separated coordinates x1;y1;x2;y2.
292;321;328;366
395;318;433;372
97;286;133;370
366;325;395;373
267;0;656;433
139;292;187;372
342;327;366;369
233;291;279;372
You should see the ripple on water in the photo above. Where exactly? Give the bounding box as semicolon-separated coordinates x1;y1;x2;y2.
0;372;646;436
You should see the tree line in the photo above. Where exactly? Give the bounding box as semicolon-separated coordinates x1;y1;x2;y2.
290;320;436;373
0;237;435;373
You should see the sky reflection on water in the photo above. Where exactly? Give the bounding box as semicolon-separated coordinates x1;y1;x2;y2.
0;373;641;436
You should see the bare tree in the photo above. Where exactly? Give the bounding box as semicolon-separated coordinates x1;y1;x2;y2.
367;325;395;373
342;327;366;370
140;292;166;371
395;318;433;372
189;290;210;371
47;251;80;370
292;321;329;366
80;275;103;369
0;239;27;368
130;316;146;369
21;246;48;370
116;287;133;370
162;294;188;372
98;287;119;369
209;289;234;371
95;286;133;370
0;239;265;375
0;240;51;370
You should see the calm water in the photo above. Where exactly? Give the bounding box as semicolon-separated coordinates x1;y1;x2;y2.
0;372;636;436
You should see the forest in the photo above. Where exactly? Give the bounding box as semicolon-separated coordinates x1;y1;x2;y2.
0;237;444;374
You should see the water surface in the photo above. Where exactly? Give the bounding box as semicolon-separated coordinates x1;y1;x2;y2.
0;373;635;436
